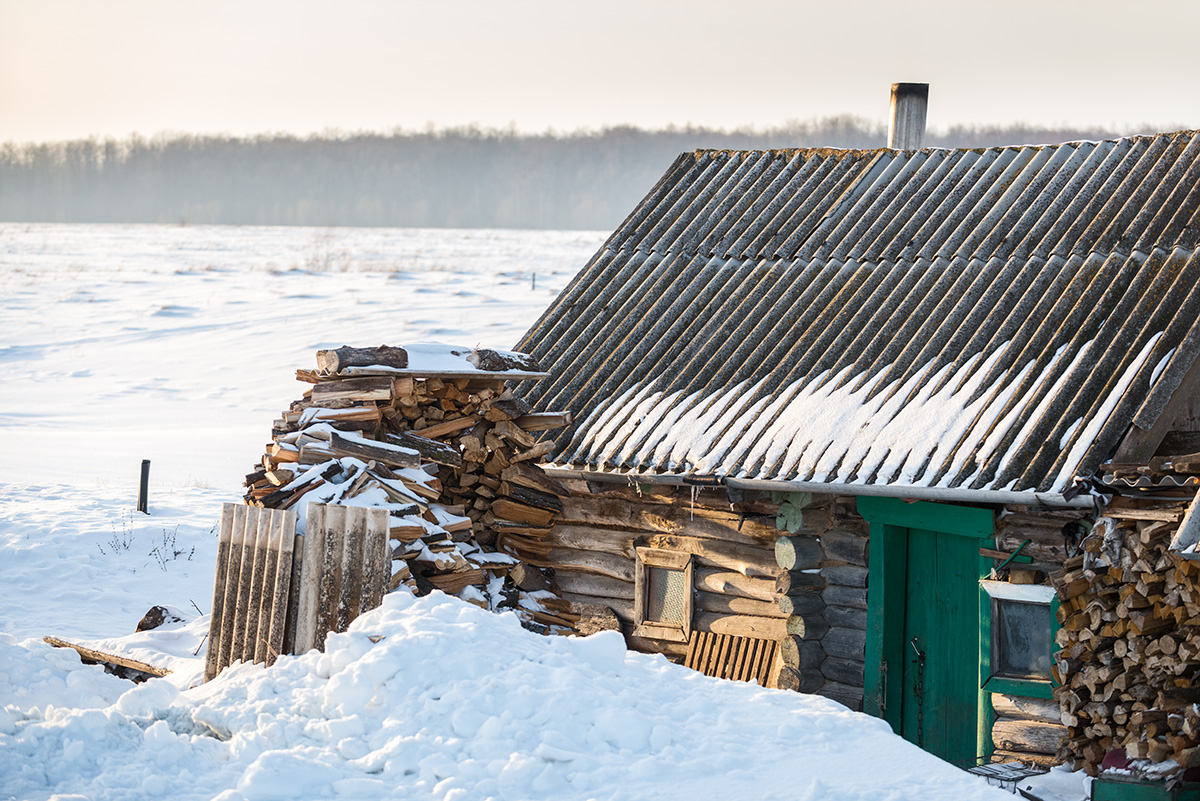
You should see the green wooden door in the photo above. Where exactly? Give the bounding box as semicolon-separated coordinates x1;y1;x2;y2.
858;497;993;765
900;526;984;765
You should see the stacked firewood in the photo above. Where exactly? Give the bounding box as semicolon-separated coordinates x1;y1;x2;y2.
241;344;578;632
1052;488;1200;775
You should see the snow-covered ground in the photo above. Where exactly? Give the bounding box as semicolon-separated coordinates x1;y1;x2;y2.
0;223;1022;800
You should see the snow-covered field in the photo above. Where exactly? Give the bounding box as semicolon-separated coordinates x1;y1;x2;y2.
0;223;1020;800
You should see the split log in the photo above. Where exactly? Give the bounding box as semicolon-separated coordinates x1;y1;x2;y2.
328;431;419;469
469;348;541;372
316;345;408;374
311;376;398;403
514;411;573;431
387;432;463;468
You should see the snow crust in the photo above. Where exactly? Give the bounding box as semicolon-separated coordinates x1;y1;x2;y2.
1;592;1010;801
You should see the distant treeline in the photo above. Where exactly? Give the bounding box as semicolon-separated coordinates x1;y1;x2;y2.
0;118;1139;230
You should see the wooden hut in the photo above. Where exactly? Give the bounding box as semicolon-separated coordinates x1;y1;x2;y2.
510;128;1200;772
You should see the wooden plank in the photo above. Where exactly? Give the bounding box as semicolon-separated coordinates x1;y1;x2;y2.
362;507;389;616
283;531;304;657
217;504;249;672
252;510;282;665
204;503;236;682
240;509;270;665
316;505;347;651
43;636;171;678
338;507;367;633
294;503;326;654
265;510;297;666
230;506;262;665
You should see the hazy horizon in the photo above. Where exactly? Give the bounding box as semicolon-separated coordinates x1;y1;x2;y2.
3;0;1198;145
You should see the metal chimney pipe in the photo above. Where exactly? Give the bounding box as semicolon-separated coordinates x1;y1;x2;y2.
887;82;929;150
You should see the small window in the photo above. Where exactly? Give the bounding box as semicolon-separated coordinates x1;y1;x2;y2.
981;580;1056;688
634;548;693;643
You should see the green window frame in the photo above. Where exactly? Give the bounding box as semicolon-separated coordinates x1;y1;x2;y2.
980;580;1060;700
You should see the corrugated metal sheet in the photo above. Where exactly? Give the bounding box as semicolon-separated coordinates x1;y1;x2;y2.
517;132;1200;496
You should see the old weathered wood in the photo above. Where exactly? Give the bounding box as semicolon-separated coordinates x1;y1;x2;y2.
387;431;463;468
774;535;824;571
311;376;397;403
991;718;1066;754
544;525;637;560
821;627;866;661
823;564;868;588
696;569;776;602
774;569;824;594
499;482;563;513
785;614;830;639
469;348;541;373
694;611;785;640
825;605;867;631
204;503;236;682
316;345;408;374
646;533;779;578
556;495;779;545
696;591;787;619
992;694;1062;722
294;503;325;654
43;636;172;678
822;584;867;610
500;462;571;497
821;657;864;686
779;635;826;669
776;591;826;616
514;411;573;431
328;431;419;469
821;529;868;566
561;592;635;624
554;571;634;601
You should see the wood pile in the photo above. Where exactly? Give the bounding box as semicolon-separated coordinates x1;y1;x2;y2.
240;344;577;632
1052;479;1200;776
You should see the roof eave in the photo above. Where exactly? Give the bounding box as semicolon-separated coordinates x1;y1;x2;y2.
542;466;1093;509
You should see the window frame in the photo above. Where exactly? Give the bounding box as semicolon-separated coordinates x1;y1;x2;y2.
979;580;1059;700
633;547;694;643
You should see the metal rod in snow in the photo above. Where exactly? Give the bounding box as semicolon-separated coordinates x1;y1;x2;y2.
887;82;929;150
137;459;150;514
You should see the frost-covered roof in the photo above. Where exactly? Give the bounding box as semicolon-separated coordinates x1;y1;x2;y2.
517;131;1200;497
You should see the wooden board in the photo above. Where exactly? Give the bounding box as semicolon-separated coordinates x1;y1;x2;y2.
683;630;778;688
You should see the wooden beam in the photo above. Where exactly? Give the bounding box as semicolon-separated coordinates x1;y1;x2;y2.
43;636;171;677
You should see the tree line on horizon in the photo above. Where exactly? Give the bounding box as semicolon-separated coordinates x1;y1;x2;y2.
0;118;1148;231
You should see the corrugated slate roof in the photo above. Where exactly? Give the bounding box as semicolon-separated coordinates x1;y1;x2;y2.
516;131;1200;496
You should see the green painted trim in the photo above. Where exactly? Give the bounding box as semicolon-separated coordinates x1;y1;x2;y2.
976;555;993;761
983;677;1055;700
857;496;993;538
863;521;908;729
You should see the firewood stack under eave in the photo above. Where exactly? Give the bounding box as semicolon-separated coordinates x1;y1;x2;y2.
1051;479;1200;776
240;344;578;633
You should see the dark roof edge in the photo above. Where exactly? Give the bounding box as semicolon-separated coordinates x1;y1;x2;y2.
543;466;1093;509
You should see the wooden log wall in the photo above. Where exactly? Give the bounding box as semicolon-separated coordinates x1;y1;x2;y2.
812;497;870;711
547;481;785;662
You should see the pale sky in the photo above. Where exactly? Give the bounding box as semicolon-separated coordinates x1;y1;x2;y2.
2;0;1198;144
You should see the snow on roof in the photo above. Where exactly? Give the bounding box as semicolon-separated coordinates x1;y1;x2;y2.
518;132;1200;497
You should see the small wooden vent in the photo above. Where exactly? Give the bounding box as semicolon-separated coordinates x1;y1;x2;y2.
683;630;779;687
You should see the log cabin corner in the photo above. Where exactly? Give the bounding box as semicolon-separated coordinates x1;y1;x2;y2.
509;122;1200;785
